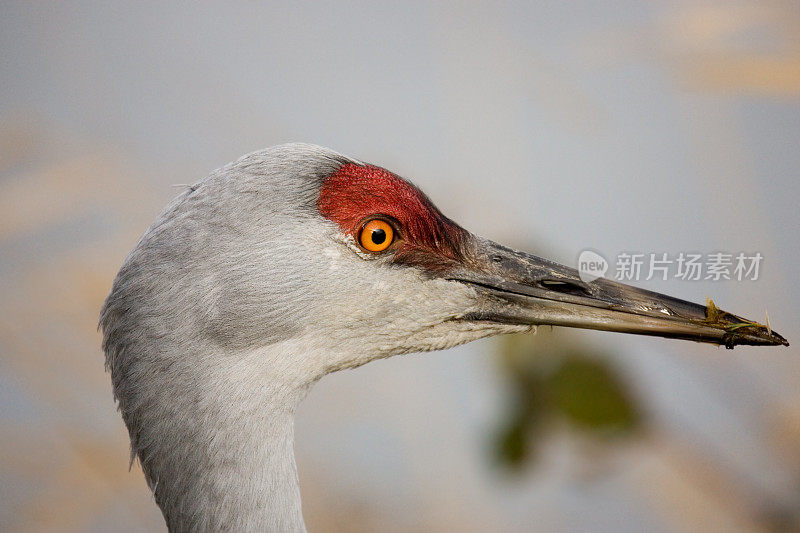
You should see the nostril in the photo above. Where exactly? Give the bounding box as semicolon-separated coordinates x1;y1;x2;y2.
539;279;591;297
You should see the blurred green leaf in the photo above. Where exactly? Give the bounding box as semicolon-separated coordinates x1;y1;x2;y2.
495;419;529;467
490;330;643;470
548;353;639;432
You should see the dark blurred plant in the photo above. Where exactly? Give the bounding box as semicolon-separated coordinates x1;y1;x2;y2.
492;329;643;469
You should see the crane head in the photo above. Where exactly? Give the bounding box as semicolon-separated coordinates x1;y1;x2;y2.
102;144;787;387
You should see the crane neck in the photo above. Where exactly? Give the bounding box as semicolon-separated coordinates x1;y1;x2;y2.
139;342;319;532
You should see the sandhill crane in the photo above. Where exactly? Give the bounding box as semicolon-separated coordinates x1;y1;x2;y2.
100;143;787;532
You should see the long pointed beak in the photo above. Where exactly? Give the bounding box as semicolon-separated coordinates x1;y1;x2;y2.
449;239;788;349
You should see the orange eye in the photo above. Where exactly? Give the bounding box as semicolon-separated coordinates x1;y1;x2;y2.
359;219;395;252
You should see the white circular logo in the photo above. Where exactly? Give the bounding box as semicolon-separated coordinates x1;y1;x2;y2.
577;249;608;282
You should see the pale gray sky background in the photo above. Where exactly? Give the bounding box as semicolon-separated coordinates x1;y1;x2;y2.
1;2;798;531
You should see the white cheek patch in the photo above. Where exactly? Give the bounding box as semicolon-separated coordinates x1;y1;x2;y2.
323;246;341;271
337;232;380;261
371;279;389;292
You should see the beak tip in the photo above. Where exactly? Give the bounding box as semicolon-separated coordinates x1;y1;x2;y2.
725;329;789;348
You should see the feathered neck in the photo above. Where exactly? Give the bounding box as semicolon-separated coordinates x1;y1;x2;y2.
111;340;319;532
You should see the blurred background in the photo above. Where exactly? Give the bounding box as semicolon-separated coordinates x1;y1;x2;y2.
1;1;798;531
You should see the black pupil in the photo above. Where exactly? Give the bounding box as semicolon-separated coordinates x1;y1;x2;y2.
371;228;387;245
